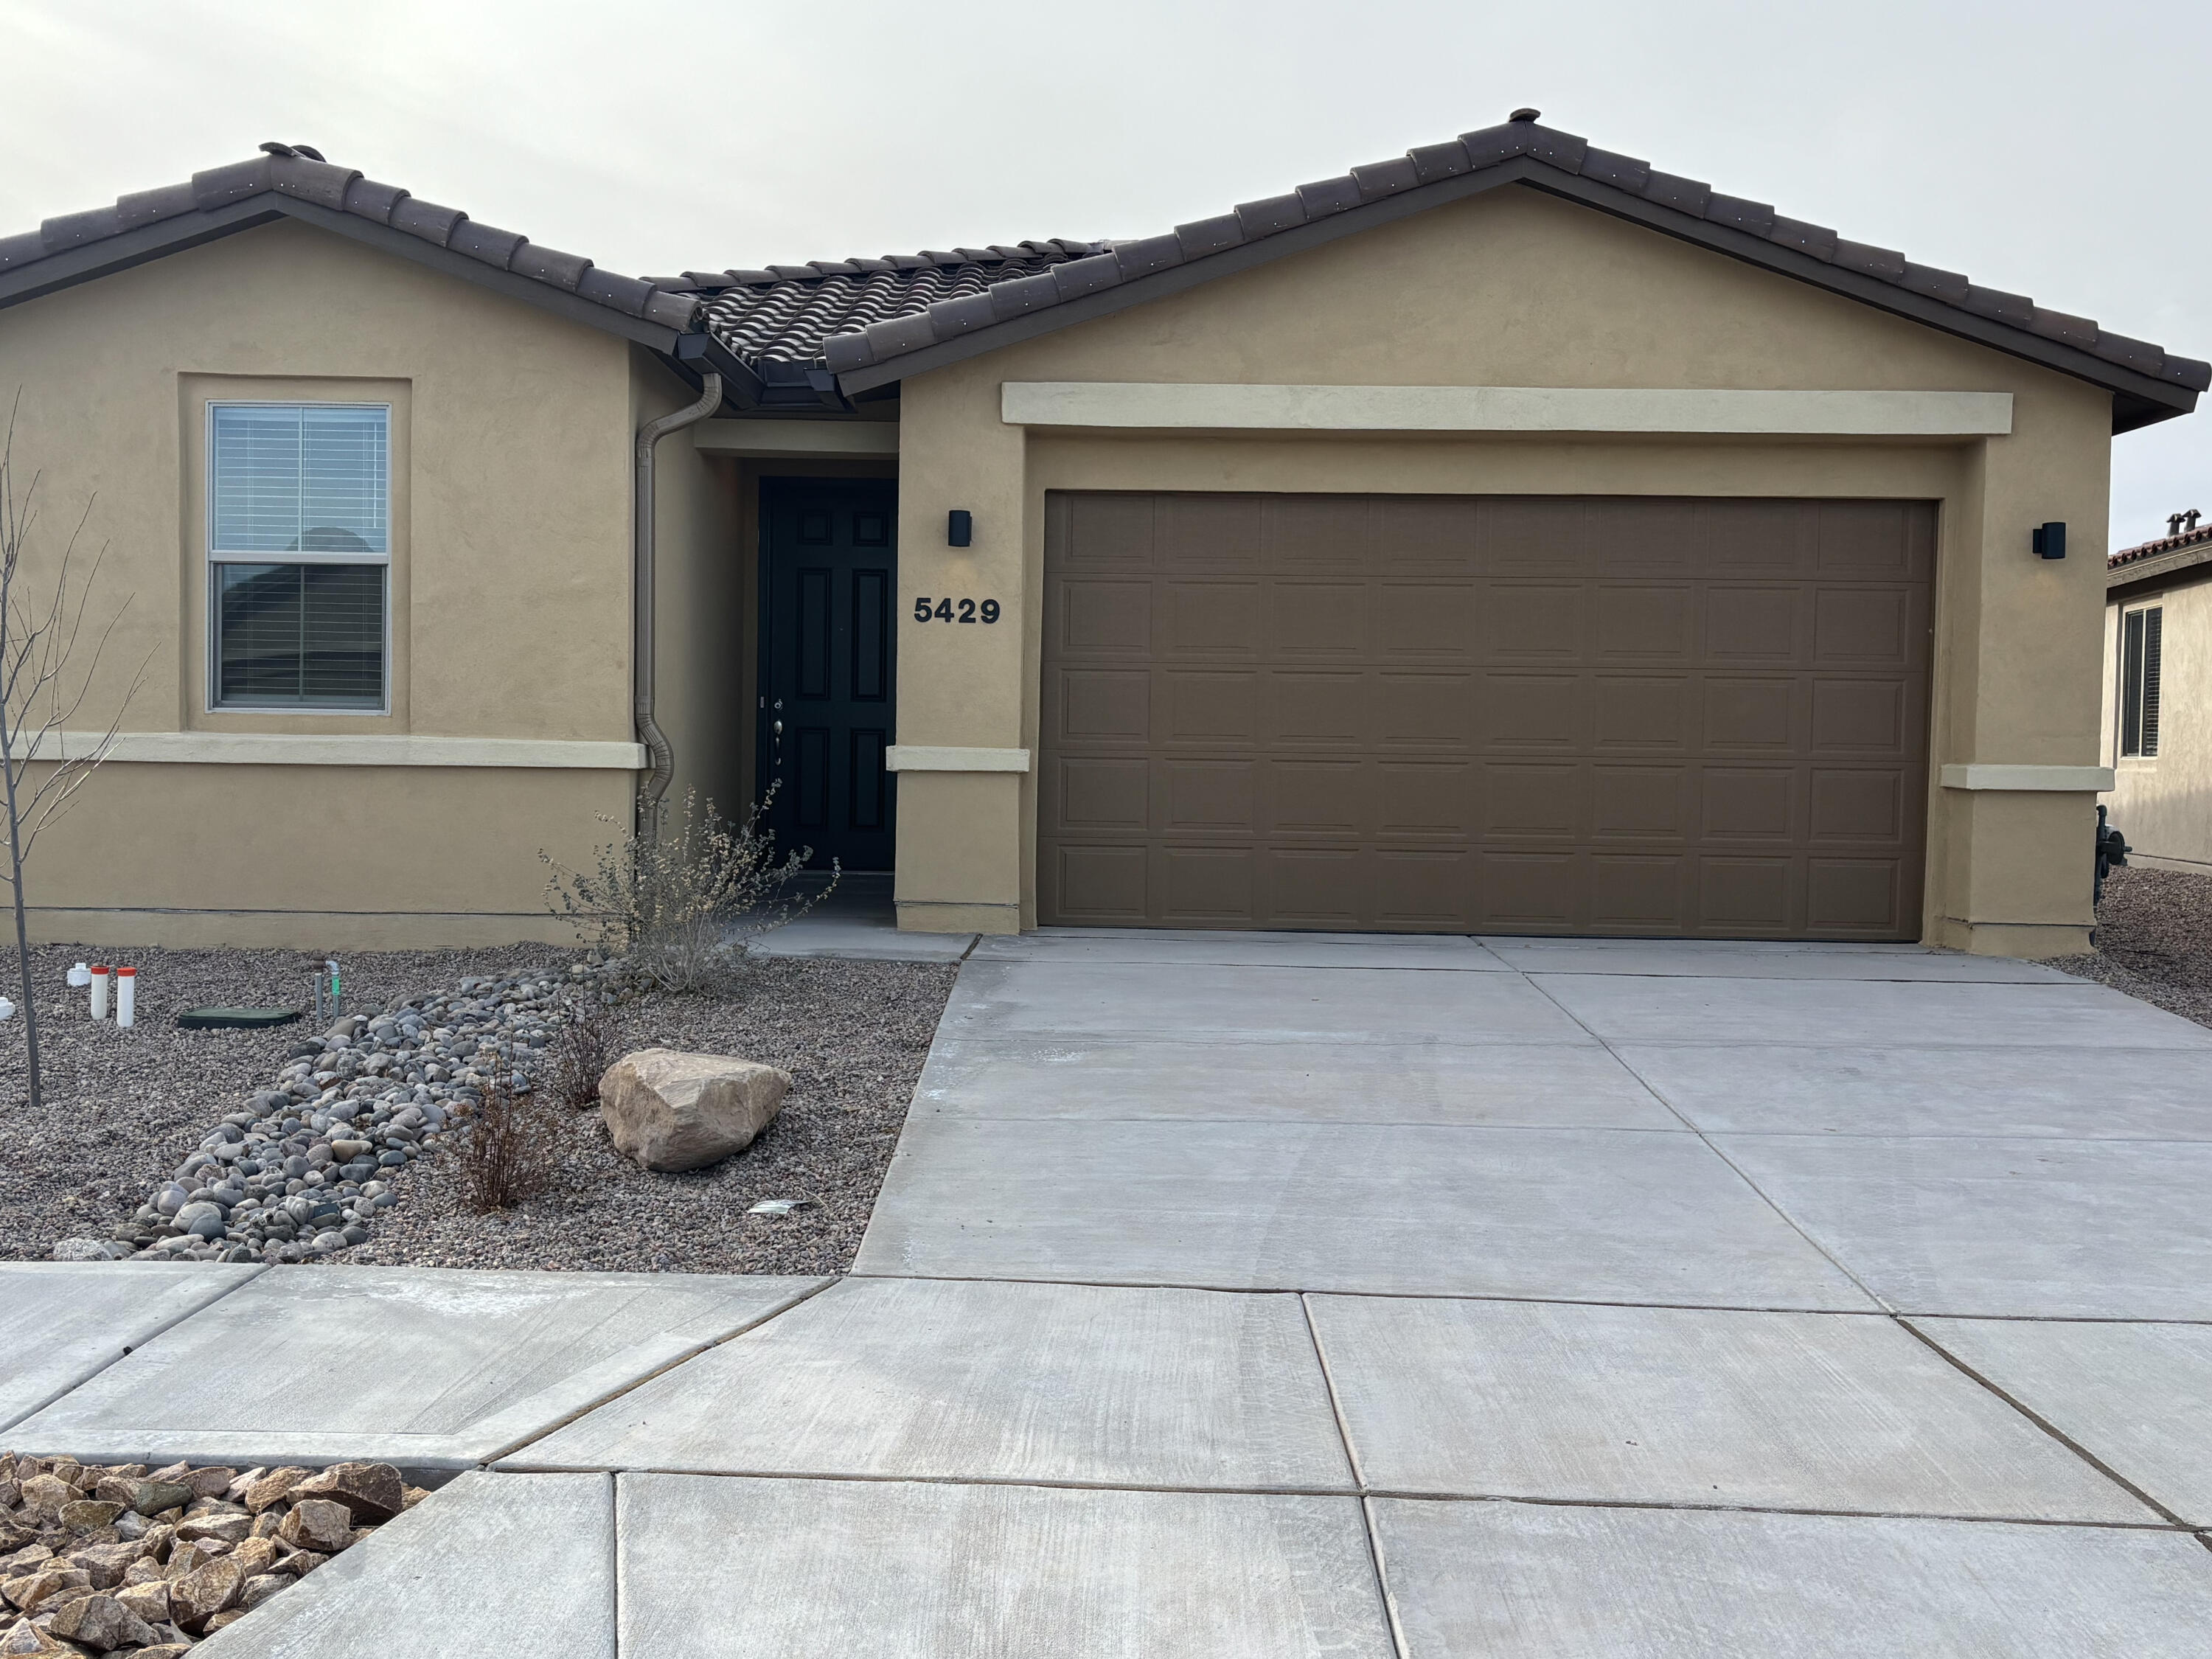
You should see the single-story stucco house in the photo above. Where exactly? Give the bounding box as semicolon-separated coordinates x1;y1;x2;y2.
0;111;2200;955
2101;511;2212;870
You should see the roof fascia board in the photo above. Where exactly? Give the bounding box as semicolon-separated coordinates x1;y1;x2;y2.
0;199;282;312
2109;544;2212;602
835;159;2189;431
269;198;681;352
0;195;684;355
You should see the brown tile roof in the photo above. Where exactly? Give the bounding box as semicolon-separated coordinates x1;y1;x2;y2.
2110;520;2212;569
772;114;2209;428
2;123;2203;431
679;243;1103;366
0;142;704;335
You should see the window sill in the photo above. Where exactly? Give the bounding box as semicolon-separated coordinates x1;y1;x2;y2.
10;732;643;769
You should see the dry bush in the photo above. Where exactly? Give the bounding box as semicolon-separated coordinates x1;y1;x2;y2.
543;993;618;1110
454;1071;566;1214
541;785;835;995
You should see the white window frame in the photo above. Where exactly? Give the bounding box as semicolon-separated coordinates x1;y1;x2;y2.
205;399;393;716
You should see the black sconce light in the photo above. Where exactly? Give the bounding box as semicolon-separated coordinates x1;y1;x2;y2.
2032;521;2066;560
947;509;973;548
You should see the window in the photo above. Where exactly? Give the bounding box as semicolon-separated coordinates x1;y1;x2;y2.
2121;604;2163;758
209;403;388;709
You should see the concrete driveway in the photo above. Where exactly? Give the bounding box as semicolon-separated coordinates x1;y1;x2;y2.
15;931;2212;1655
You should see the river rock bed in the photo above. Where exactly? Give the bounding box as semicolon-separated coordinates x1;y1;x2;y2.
0;1453;421;1652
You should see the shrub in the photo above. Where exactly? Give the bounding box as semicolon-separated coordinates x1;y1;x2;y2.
543;992;617;1110
454;1071;564;1214
541;785;835;994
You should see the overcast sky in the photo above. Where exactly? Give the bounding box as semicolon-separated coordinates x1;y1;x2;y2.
3;0;2204;546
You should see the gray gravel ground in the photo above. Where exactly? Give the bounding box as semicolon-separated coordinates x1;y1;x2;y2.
0;943;953;1273
2051;864;2212;1029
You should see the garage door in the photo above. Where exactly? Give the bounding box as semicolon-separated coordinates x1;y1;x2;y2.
1038;493;1933;937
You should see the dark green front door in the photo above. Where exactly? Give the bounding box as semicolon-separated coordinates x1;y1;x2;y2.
759;479;897;872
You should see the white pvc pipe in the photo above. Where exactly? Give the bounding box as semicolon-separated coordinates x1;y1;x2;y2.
89;965;109;1021
116;967;136;1028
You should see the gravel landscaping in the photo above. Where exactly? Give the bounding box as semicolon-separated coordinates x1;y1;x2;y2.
2051;863;2212;1029
0;943;953;1273
0;1453;418;1652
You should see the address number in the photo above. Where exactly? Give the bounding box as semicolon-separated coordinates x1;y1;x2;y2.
914;597;1001;625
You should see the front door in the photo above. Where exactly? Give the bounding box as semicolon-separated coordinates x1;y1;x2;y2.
759;479;897;872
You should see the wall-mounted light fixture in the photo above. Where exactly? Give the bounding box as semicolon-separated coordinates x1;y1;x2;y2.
947;509;973;548
2032;521;2066;560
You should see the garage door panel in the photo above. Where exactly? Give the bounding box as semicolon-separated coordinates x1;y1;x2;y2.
1700;767;1799;843
1699;856;1800;932
1156;495;1263;567
1808;858;1906;933
1051;844;1150;922
1705;585;1810;662
1163;671;1259;742
1702;677;1801;751
1264;494;1375;565
1051;757;1150;834
1380;672;1475;746
1057;579;1154;654
1380;762;1473;836
1593;675;1691;750
1269;582;1370;655
1376;582;1478;657
1040;493;1931;937
1269;760;1368;835
1590;855;1691;930
1266;671;1368;744
1595;585;1697;661
1054;669;1151;744
1480;852;1585;928
1376;851;1474;928
1484;582;1585;658
1163;580;1262;655
1593;765;1691;839
1264;849;1367;926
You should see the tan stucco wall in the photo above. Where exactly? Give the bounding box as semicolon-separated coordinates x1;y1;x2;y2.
0;218;688;947
2101;577;2212;869
889;184;2121;953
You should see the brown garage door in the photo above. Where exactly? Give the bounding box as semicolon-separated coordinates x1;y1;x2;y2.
1039;493;1933;937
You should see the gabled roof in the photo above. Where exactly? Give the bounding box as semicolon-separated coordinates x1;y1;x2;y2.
0;144;705;344
711;114;2205;431
4;122;2205;431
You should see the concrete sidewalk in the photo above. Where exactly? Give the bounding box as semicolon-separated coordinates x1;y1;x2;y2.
10;930;2212;1655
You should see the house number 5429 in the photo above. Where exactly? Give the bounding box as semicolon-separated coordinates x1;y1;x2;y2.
913;597;1001;624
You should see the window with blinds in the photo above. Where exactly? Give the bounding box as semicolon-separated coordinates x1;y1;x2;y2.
2121;605;2163;759
209;403;389;709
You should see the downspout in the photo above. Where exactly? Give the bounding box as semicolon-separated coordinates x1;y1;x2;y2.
633;369;723;832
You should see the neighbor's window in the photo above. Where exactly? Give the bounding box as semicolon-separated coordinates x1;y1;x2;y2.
209;403;389;709
2121;605;2163;758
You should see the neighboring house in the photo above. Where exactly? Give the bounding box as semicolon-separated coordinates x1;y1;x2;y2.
2102;512;2212;870
0;114;2201;955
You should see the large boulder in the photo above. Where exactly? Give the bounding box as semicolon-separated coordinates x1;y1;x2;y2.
599;1049;791;1172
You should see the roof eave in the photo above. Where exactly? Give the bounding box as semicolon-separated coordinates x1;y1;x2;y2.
2109;542;2212;600
832;159;2198;434
0;194;687;356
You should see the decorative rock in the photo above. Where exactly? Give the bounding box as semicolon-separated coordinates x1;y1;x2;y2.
166;1554;246;1632
64;1543;142;1590
15;1479;69;1519
47;1238;116;1262
174;1513;252;1545
0;1621;66;1654
114;1578;170;1625
599;1048;792;1172
127;1481;192;1519
58;1501;121;1535
1;1568;76;1612
275;1499;352;1554
241;1468;308;1514
46;1591;161;1652
289;1462;404;1525
239;1571;291;1610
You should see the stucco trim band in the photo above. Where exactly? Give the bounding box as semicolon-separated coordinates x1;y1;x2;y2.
692;419;900;456
1000;383;2016;437
11;733;646;768
885;745;1032;773
1939;764;2116;791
